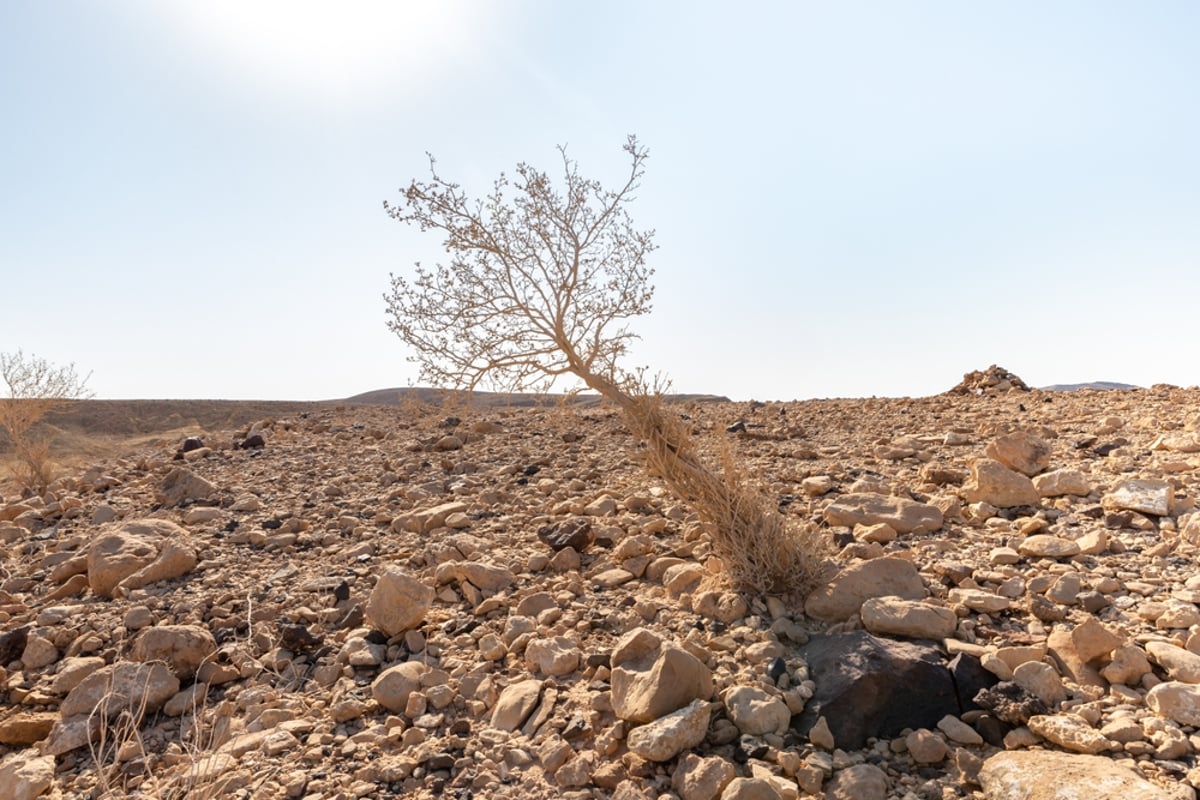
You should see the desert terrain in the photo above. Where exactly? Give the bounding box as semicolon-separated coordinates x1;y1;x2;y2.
1;368;1200;800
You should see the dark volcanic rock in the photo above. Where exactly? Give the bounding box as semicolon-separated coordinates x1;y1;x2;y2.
538;517;594;552
794;631;960;750
973;681;1049;725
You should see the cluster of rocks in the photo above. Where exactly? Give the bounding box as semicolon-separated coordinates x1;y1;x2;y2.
948;366;1031;396
0;385;1198;799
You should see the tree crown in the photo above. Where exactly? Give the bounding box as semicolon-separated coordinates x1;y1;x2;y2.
383;135;656;393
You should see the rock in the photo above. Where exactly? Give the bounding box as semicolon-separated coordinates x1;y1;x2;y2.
158;467;215;506
1028;713;1111;754
491;678;544;731
822;493;942;534
693;591;749;623
20;634;57;669
1071;618;1123;663
1033;469;1092;497
979;750;1173;800
823;764;888;800
905;728;948;763
723;686;790;736
1146;641;1200;683
60;662;180;720
805;558;926;622
538;518;594;551
937;714;983;745
365;567;433;637
130;624;217;680
986;432;1052;477
87;519;196;598
962;459;1040;508
1017;534;1081;559
673;754;736;800
794;631;961;750
49;656;105;695
1046;628;1105;688
371;661;429;713
719;777;782;800
396;501;469;533
627;699;710;762
0;712;56;746
1103;479;1173;516
949;587;1011;613
452;561;514;592
973;682;1049;725
525;637;582;676
860;596;957;640
611;628;713;724
1101;645;1153;686
0;754;55;800
1012;661;1066;706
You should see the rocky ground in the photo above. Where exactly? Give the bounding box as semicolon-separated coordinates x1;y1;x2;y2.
1;372;1200;800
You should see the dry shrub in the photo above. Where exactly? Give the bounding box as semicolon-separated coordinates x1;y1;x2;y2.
629;396;831;596
0;350;92;492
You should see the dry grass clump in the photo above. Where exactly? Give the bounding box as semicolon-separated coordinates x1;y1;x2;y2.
628;396;831;596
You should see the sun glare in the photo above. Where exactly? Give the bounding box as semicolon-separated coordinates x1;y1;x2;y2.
158;1;490;106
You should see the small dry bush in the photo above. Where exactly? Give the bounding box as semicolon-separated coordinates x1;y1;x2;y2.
630;396;831;596
0;350;91;492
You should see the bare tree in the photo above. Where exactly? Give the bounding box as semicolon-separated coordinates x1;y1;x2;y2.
384;135;655;399
0;350;93;491
384;138;828;596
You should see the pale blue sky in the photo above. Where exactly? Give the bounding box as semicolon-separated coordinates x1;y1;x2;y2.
2;2;1197;400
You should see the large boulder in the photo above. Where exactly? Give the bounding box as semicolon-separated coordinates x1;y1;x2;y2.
962;459;1040;508
794;631;989;750
822;493;942;534
610;628;713;724
87;519;197;598
805;558;925;622
985;432;1051;477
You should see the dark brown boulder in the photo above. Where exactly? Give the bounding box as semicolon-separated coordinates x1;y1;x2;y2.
794;631;993;750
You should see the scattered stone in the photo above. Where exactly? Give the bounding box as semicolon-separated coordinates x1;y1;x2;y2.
1147;681;1200;726
823;764;888;800
365;567;433;637
611;628;713;724
1017;534;1081;559
0;754;55;800
986;432;1052;477
130;624;217;680
805;558;926;622
962;459;1041;508
723;686;790;736
1103;479;1173;516
87;519;197;597
491;679;544;731
860;596;957;640
979;750;1173;800
371;661;429;714
1033;468;1092;497
822;493;943;534
627;699;710;762
538;517;594;551
673;753;735;800
158;466;216;506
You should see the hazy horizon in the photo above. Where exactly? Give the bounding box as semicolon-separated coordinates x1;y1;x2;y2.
4;2;1198;400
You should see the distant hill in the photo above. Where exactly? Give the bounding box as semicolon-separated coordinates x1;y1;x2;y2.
342;387;731;408
1040;381;1140;392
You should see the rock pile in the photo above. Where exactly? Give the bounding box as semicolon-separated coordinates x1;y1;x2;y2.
949;365;1032;396
0;385;1199;799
